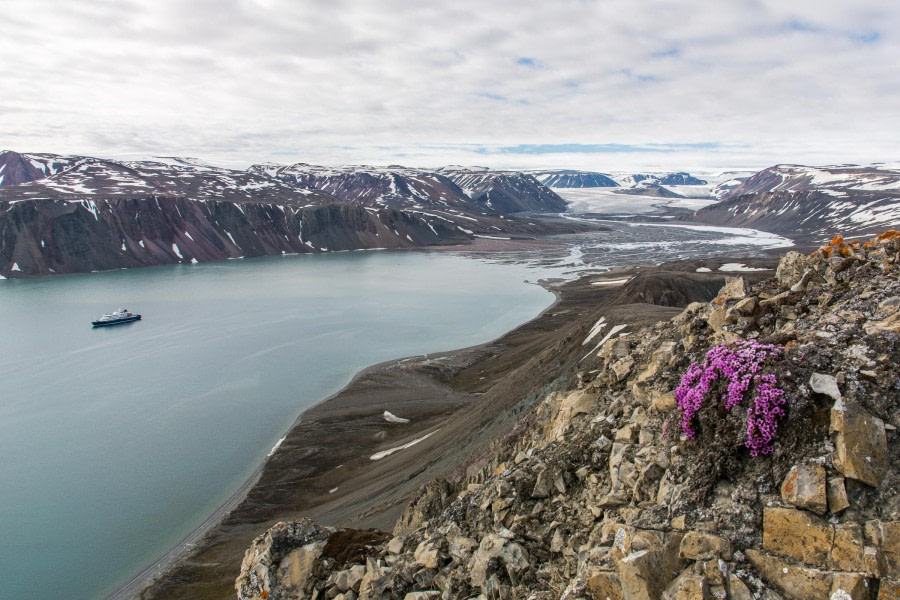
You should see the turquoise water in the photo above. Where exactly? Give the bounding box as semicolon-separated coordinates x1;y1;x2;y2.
0;251;553;600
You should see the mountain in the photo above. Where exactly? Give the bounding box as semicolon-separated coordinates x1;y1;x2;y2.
0;153;595;278
658;171;707;186
252;163;568;215
532;170;620;188
615;171;707;187
0;150;83;186
694;164;900;242
438;167;568;213
235;231;900;600
613;183;684;198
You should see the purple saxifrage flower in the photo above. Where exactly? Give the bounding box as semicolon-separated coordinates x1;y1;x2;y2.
674;339;785;456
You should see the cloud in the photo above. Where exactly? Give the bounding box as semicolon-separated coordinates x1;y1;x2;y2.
1;0;897;169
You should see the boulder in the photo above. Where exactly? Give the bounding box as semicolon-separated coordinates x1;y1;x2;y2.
469;534;529;589
585;569;623;600
762;507;834;565
776;252;807;287
780;464;828;515
678;531;732;561
616;534;684;600
827;476;851;514
830;522;866;571
831;401;888;487
830;572;870;600
810;373;842;401
661;568;709;600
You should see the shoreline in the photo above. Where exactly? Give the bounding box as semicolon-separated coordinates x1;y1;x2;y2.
108;274;566;600
128;251;781;600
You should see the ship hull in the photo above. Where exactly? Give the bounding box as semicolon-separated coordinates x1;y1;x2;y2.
91;315;141;327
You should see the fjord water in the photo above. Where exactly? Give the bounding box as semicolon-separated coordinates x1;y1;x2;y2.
0;251;553;600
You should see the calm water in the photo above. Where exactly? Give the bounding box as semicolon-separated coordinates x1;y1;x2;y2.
0;251;554;600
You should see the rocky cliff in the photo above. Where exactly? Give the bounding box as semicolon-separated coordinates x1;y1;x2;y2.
0;197;469;277
235;231;900;600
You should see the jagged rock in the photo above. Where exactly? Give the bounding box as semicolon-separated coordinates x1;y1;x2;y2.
727;575;754;600
829;572;868;600
831;400;888;487
810;373;842;401
469;534;529;589
448;535;477;562
532;468;553;499
780;464;828;515
414;540;442;569
544;389;599;444
585;568;623;599
616;534;684;600
762;507;834;565
776;251;807;287
661;568;709;600
720;276;748;300
706;307;728;332
394;479;453;536
330;565;367;593
745;548;833;600
828;476;851;514
726;296;757;320
236;519;336;600
611;358;635;382
358;557;391;600
386;536;404;555
678;532;732;561
403;592;441;599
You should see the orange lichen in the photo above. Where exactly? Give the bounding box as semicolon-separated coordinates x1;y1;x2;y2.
876;229;900;241
261;591;269;599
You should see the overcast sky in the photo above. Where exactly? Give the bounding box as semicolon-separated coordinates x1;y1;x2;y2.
2;0;897;170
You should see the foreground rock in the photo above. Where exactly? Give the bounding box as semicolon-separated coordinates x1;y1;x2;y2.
238;232;899;599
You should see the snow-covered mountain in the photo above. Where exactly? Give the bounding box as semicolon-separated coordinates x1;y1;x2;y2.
531;170;619;188
532;169;706;189
719;163;900;198
252;163;567;215
0;152;591;278
611;171;708;188
695;164;900;242
0;152;338;204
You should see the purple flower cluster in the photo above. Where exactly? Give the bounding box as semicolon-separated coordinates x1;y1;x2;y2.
674;339;785;456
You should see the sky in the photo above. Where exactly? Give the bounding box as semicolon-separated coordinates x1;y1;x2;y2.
2;0;898;171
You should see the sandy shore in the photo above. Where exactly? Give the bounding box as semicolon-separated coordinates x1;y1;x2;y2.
125;254;779;600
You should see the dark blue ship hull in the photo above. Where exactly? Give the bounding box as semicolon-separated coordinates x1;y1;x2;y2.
91;315;141;327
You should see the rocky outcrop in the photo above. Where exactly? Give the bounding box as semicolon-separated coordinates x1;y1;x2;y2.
237;231;899;599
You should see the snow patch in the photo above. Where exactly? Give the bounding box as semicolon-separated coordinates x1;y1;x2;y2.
590;278;630;286
718;263;769;272
583;317;607;346
370;429;440;460
11;262;21;272
695;267;712;273
267;436;286;457
383;411;410;424
171;243;183;259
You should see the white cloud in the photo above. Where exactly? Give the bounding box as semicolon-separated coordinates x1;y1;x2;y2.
1;0;897;170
